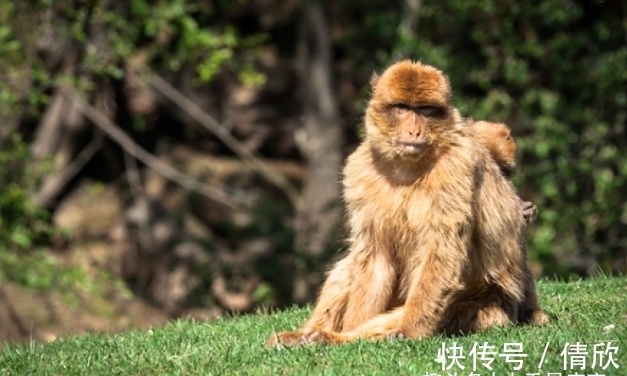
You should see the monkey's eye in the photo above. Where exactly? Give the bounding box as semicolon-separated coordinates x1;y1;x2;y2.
417;106;441;117
393;104;412;114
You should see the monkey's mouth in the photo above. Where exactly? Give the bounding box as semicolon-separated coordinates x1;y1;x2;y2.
398;141;428;154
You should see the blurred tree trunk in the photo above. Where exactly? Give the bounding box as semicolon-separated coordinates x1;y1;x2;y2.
393;0;422;60
292;2;343;303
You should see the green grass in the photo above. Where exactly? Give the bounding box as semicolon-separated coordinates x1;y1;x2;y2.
1;277;626;375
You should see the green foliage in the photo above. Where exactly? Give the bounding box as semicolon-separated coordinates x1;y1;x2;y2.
0;134;57;288
66;0;264;84
0;135;101;293
0;0;266;121
0;2;31;117
0;0;268;296
1;277;626;375
0;135;131;300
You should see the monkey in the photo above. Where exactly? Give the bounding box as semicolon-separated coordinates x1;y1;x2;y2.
468;119;538;224
266;60;547;347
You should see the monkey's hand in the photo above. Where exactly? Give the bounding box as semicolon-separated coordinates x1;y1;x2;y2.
522;201;538;225
265;331;337;348
265;331;306;348
391;325;431;341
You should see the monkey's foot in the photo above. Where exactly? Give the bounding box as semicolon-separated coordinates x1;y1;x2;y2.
266;327;416;347
265;331;305;348
530;310;549;325
384;325;430;341
518;309;550;326
299;331;335;345
473;304;512;331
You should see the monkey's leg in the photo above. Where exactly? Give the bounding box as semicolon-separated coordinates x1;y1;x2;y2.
471;293;518;332
340;251;396;331
295;295;515;345
295;308;406;345
425;288;516;335
266;256;353;347
475;306;511;329
266;250;395;347
325;292;519;345
394;232;468;339
435;304;506;336
303;241;395;333
517;266;549;325
301;256;354;332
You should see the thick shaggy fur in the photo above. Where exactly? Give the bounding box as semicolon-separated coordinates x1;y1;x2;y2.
468;120;537;224
469;120;517;176
267;61;546;347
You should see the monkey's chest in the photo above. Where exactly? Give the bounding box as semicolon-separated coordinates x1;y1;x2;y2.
353;182;431;253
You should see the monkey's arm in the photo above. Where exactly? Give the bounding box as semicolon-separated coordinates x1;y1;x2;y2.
300;245;395;331
514;198;547;325
396;217;471;338
265;256;354;347
311;148;397;332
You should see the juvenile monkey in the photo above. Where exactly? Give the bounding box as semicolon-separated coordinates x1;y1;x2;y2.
469;119;538;224
267;60;546;347
471;119;517;176
467;119;543;323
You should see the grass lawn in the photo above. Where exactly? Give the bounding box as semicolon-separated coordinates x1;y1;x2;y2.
1;277;626;375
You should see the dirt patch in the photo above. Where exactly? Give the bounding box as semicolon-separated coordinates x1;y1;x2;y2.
0;282;169;349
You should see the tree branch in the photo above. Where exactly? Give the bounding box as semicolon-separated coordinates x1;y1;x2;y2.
64;89;240;210
35;134;103;208
123;151;153;252
138;70;300;207
393;0;422;60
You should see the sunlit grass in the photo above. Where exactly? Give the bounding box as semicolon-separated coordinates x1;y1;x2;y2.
1;277;626;375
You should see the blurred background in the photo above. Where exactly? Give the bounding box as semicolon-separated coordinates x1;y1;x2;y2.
0;0;625;346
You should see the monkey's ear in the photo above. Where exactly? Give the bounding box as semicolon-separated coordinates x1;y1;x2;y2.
369;72;379;87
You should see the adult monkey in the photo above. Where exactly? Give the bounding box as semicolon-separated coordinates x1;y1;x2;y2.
268;60;547;346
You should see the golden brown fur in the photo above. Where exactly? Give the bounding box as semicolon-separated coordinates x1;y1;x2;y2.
470;120;517;176
468;119;538;224
266;60;546;347
466;120;544;325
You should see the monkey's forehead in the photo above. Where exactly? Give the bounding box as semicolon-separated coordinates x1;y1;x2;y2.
373;61;451;105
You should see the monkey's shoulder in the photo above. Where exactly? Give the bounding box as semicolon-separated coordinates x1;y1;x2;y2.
448;131;506;177
423;134;485;179
342;144;387;197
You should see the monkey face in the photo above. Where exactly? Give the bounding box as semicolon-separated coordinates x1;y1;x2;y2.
365;61;454;160
391;104;448;157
